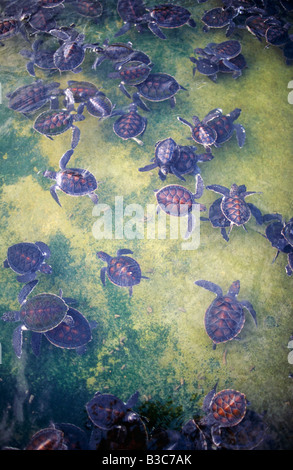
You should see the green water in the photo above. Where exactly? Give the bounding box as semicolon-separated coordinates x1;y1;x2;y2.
0;0;293;450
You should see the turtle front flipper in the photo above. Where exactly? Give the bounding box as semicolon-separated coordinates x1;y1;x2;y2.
138;162;158;172
89;192;99;204
234;123;246;148
31;331;42;356
16;272;37;283
117;249;133;256
18;279;39;305
59;149;74;170
240;300;257;326
2;311;20;322
125;390;139;409
50;184;62;207
71;126;81;150
194;174;204;199
247;203;263;225
12;325;24;358
206;184;229;196
147;22;167;40
100;266;107;286
194;280;223;297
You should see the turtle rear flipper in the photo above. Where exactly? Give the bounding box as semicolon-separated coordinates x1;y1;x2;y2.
18;279;39;305
3;259;10;268
195;280;223;297
234;123;246;147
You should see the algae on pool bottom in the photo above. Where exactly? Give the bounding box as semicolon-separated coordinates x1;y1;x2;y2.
0;0;293;450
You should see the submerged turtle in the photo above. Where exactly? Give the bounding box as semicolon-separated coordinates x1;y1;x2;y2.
177;109;222;152
64;80;100;105
172;145;214;180
43;148;99;207
113;103;147;145
96;249;149;297
154;174;206;238
262;213;293;275
0;16;28;46
92;39;136;69
190;55;220;82
205;108;246;148
25;427;67;450
201;197;231;242
86;391;140;430
194;279;257;349
115;0;148;37
201;6;239;36
7;80;60;116
27;4;61;32
85;92;116;120
219;409;266;450
141;4;196;40
71;0;103;21
2;281;73;358
206;183;262;234
133;72;186;110
218;52;247;78
108;60;153;98
138;137;182;181
200;382;247;445
4;241;52;284
200;40;243;75
19;38;59;76
45;307;97;354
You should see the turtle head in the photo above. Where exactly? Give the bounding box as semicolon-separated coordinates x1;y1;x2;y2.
230;183;240;196
40;263;53;274
43;170;57;180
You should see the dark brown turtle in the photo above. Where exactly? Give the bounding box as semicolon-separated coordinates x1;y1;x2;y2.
245;15;278;41
25;427;67;450
108;60;153;98
190;55;220;82
64;80;99;104
96;249;149;297
133;72;186;110
200;197;231;242
6;80;60;116
173;145;214;180
71;0;103;22
201;6;239;36
92;39;136;69
262;213;293;276
206;183;262;234
19;37;59;77
201;40;242;74
138;137;182;181
177;109;222;152
218;409;267;450
154;174;206;238
218;53;247;78
86;391;140;430
194;279;257;349
113;103;147;145
141;3;196;40
200;382;247;444
0;15;28;46
205;108;246;148
115;0;148;37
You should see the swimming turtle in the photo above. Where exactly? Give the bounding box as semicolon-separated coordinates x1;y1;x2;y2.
70;0;103;21
154;174;206;238
115;0;148;37
108;60;153;98
195;279;257;349
245;15;277;41
45;307;97;354
113;103;147;145
177;108;222;152
189;55;220;82
27;4;61;32
200;382;247;445
33;101;85;149
92;39;135;69
140;3;196;40
133;72;186;110
219;409;266;450
206;183;262;234
218;52;247;78
43;148;99;207
86;391;140;430
19;37;59;76
139;137;183;181
6;80;60;116
0;15;28;46
172;145;214;180
265;23;291;47
55;423;89;450
4;241;52;284
96;249;149;297
262;213;293;275
25;427;67;450
200;197;231;242
2;281;74;358
205;108;246;148
64;80;100;105
85;92;116;120
201;6;239;36
201;40;242;73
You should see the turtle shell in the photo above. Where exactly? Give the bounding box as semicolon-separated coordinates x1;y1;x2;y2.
221;194;251;226
208;389;247;428
26;428;66;450
106;255;142;287
19;293;68;333
192;121;217;147
172;146;199;176
28;7;58;32
219;409;266;450
208;198;230;229
211;40;241;59
204;294;245;344
202;7;236;28
117;0;147;22
7;81;60;115
156;185;193;217
45;307;92;349
0;18;19;40
149;4;193;28
113;108;146;139
155;137;177;166
208;115;234;145
218;53;247;73
54;41;85;72
66;80;99;103
7;242;45;275
86;393;127;430
57;168;97;196
136;73;181;102
116;60;152;86
73;0;103;17
34;109;73;136
192;57;219;77
103;42;134;63
86;93;114;119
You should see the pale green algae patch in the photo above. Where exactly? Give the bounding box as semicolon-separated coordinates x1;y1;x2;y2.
0;0;293;449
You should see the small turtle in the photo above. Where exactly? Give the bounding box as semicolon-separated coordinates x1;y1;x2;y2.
6;80;60;116
96;248;149;297
201;6;239;37
92;39;135;69
70;0;103;21
4;241;52;284
85;92;116;120
115;0;148;37
245;15;277;41
33;102;85;149
200;382;248;444
86;391;140;430
201;40;242;73
108;60;153;98
113;103;147;145
219;409;266;450
64;80;99;105
27;5;61;32
25;427;67;450
55;423;89;450
205;108;246;148
201;197;231;242
0;15;28;46
206;183;262;234
218;52;247;78
265;23;291;47
262;213;293;275
177;108;222;152
139;137;183;181
172;145;214;180
195;279;257;348
133;72;186;110
141;4;196;40
2;281;73;358
43;148;99;207
189;55;220;82
45;307;97;354
154;174;206;238
19;37;59;76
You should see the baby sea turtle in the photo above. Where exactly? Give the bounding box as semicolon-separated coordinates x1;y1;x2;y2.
108;60;153;98
206;183;262;234
133;72;186;110
190;55;220;82
27;5;60;32
172;145;214;180
25;427;67;450
45;306;96;354
4;241;52;284
200;382;247;445
219;409;266;450
64;80;99;104
154;174;206;238
218;52;247;78
262;213;293;275
115;0;148;37
7;80;60;116
96;249;149;297
141;4;196;40
19;38;58;77
113;103;147;145
92;39;135;69
86;391;140;430
195;279;257;349
205;108;246;148
2;281;73;358
71;0;103;21
139;137;182;181
201;197;231;242
177;109;222;152
43;148;99;207
201;6;239;36
85;92;116;120
0;16;28;46
201;40;242;74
